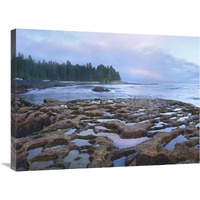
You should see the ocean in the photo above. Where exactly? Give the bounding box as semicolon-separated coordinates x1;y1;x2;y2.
17;83;200;107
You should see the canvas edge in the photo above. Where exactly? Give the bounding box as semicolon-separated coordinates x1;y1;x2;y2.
11;29;17;171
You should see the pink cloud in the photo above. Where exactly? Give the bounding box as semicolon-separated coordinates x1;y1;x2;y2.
130;69;166;81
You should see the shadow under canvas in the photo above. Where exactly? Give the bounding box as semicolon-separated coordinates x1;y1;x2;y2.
1;163;10;168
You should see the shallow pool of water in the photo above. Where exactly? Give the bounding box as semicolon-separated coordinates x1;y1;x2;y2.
103;111;114;117
125;122;136;126
45;145;65;151
101;133;150;149
71;139;92;147
94;126;109;131
87;122;96;126
97;119;120;123
178;124;185;129
164;134;188;150
161;112;175;116
132;112;145;116
79;129;95;136
152;121;168;128
61;104;68;108
189;136;199;140
27;147;43;160
91;100;101;104
173;108;182;112
63;150;90;168
137;109;146;112
149;126;176;133
64;128;77;135
138;120;149;124
170;117;177;120
97;118;135;126
113;156;126;167
178;114;191;122
31;160;54;169
195;123;200;128
79;129;150;149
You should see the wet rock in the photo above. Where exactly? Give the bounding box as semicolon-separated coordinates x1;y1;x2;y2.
17;107;31;113
40;106;62;113
151;154;169;165
15;142;24;151
46;138;68;148
89;147;113;168
125;150;141;166
115;103;127;108
83;105;98;111
11;97;200;170
176;138;199;149
129;153;170;166
157;142;166;148
120;127;147;138
120;125;148;138
85;109;103;116
94;136;114;146
11;98;32;111
92;87;110;92
111;148;137;161
103;120;124;131
133;154;150;165
11;112;51;138
104;121;149;138
43;98;63;105
11;84;28;94
44;119;74;130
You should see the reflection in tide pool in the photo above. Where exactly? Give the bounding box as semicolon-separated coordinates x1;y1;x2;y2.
97;118;135;126
45;145;65;151
64;128;77;135
178;114;191;122
113;156;126;167
63;150;90;168
149;127;176;133
71;139;92;147
78;129;150;149
195;123;200;128
152;121;168;128
27;147;43;160
164;135;188;150
31;160;54;169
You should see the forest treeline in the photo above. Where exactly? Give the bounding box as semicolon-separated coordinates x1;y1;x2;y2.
12;53;121;83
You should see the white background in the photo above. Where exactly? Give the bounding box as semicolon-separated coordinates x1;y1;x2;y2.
0;0;199;200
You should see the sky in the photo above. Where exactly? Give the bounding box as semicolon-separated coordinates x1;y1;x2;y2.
16;29;199;84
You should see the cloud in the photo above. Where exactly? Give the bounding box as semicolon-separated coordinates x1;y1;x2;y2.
117;47;199;83
16;29;199;84
130;69;166;81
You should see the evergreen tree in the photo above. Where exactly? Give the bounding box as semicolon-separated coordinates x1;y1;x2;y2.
14;53;121;82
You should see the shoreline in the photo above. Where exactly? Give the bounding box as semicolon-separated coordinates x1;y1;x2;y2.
11;80;73;94
11;97;199;170
11;79;159;94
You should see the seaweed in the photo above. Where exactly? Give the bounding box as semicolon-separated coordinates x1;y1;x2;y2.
27;132;39;137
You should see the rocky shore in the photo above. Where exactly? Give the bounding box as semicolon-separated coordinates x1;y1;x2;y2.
11;97;199;171
11;80;158;94
11;80;73;94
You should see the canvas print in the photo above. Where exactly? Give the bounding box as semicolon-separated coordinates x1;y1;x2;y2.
11;29;199;171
